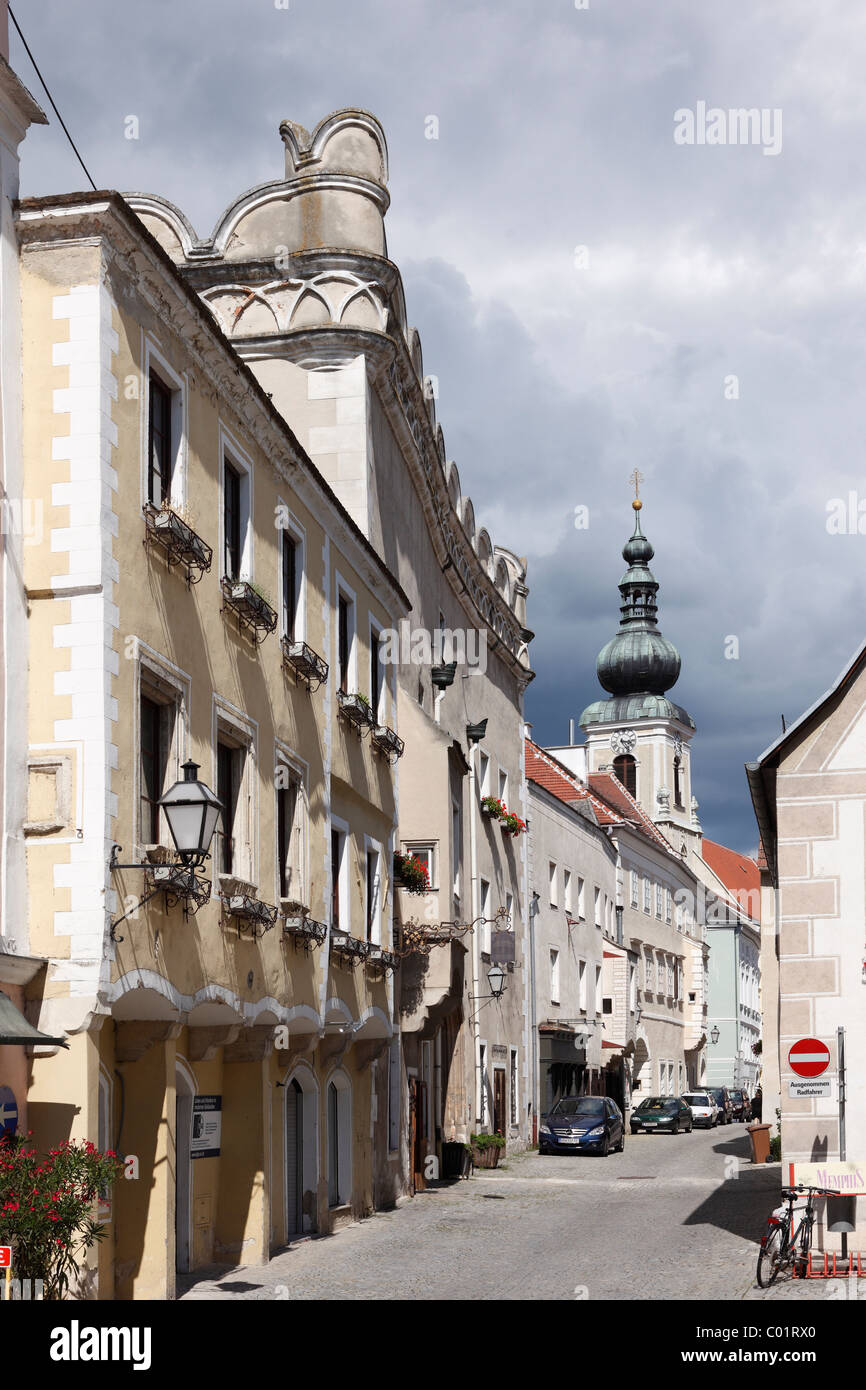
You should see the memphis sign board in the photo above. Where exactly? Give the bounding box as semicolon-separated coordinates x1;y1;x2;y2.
789;1161;866;1196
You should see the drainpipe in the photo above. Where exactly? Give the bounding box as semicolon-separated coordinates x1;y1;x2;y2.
468;745;482;1128
529;891;540;1144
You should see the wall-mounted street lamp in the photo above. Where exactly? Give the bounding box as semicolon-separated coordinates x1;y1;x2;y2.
431;661;457;691
468;963;507;1020
466;719;488;745
109;761;222;940
710;1025;720;1045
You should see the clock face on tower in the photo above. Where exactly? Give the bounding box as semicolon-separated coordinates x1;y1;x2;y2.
610;730;637;755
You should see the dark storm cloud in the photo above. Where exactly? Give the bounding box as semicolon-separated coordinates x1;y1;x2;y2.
12;0;866;852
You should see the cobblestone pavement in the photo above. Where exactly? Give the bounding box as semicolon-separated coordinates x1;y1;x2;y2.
178;1126;850;1302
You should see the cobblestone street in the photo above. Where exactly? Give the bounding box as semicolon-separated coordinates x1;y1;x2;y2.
178;1127;842;1302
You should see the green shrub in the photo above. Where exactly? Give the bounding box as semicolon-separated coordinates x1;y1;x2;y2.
470;1132;506;1150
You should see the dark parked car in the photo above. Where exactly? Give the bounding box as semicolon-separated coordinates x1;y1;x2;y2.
709;1087;733;1124
730;1089;752;1122
630;1096;693;1135
539;1095;625;1156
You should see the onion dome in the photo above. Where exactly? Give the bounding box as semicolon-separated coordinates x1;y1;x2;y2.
580;499;694;729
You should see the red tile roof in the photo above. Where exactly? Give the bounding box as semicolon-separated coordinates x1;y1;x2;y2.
701;838;760;922
587;772;676;854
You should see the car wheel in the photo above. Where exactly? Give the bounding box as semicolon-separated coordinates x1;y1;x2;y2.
672;1121;680;1135
615;1129;625;1153
599;1133;610;1157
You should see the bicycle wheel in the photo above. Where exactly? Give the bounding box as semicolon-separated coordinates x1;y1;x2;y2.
757;1225;787;1287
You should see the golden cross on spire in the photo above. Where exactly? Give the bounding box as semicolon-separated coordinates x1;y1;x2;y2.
628;468;644;511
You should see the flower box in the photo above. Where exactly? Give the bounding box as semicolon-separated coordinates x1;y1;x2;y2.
371;724;404;759
220;577;278;641
337;691;375;728
329;932;371;965
282;914;328;948
500;810;527;836
281;637;328;690
480;796;506;820
144;503;213;584
393;852;430;895
220;889;278;936
366;945;399;974
469;1133;505;1169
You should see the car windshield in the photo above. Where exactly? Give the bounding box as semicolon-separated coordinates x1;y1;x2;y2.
683;1095;708;1105
637;1097;674;1111
711;1090;726;1102
550;1098;605;1118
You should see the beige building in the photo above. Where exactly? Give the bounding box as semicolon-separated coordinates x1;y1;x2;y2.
17;187;412;1298
748;640;866;1251
127;109;535;1181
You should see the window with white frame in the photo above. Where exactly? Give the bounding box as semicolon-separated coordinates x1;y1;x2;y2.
630;868;639;908
365;843;382;944
144;345;185;510
480;877;491;954
563;869;572;913
403;842;436;891
579;959;587;1011
215;709;255;882
279;513;305;644
549;861;558;906
655;883;663;919
595;964;602;1016
221;441;252;582
665;887;672;924
479;751;490;796
577;876;585;919
550;948;560;1004
498;768;508;803
667;958;674;996
369;621;386;724
644;948;653;991
629;962;637;1012
138;664;184;850
275;752;306;904
594;886;601;927
336;580;357;694
452;800;461;899
643;876;652;913
330;821;349;933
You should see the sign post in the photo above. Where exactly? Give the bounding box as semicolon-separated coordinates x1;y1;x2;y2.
838;1026;847;1261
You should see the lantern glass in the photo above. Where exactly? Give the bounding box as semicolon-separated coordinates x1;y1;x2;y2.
159;761;222;867
487;963;506;998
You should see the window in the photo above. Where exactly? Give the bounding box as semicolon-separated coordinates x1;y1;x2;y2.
656;883;663;919
549;861;558;906
479;751;490;796
148;373;172;506
643;876;651;913
579;959;587;1011
595;965;602;1016
498;769;508;803
630;869;639;908
564;869;572;913
480;878;491;954
216;739;242;876
644;948;653;991
577;876;585;920
223;461;242;579
276;762;305;902
673;756;683;809
665;888;672;924
370;623;385;723
510;1048;518;1127
674;960;681;1000
629;963;636;1011
452;800;461;899
603;996;613;1016
550;948;560;1004
613;753;636;798
505;891;514;931
331;825;348;932
282;530;299;642
336;583;356;694
366;847;381;943
403;843;435;891
594;886;601;927
140;694;169;844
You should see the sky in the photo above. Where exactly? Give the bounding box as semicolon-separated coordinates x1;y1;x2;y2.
10;0;866;854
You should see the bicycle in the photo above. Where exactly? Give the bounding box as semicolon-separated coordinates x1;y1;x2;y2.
756;1185;834;1287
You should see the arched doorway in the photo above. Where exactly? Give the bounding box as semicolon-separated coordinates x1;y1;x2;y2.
632;1036;650;1102
175;1059;196;1274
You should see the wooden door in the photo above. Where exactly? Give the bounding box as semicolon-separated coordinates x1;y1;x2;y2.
410;1078;426;1191
493;1068;506;1137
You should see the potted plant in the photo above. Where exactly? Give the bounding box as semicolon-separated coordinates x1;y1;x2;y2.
469;1132;506;1169
0;1133;123;1299
393;851;430;895
480;795;505;820
500;810;527;836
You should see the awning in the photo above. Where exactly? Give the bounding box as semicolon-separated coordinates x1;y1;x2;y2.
0;991;68;1047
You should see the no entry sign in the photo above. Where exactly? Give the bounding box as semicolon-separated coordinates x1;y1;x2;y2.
789;1037;831;1078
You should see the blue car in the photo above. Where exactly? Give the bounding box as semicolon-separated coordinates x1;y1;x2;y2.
539;1095;625;1156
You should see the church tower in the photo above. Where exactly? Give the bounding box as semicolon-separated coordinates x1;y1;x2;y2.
579;481;701;850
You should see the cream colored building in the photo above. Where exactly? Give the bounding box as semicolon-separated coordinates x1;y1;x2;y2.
748;640;866;1251
17;188;412;1298
127;109;535;1181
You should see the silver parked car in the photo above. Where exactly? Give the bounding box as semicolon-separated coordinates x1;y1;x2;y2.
682;1090;720;1128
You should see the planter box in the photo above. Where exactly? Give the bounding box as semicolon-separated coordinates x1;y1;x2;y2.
371;724;404;759
221;578;278;640
282;638;328;689
470;1144;502;1169
145;504;213;583
337;691;374;729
